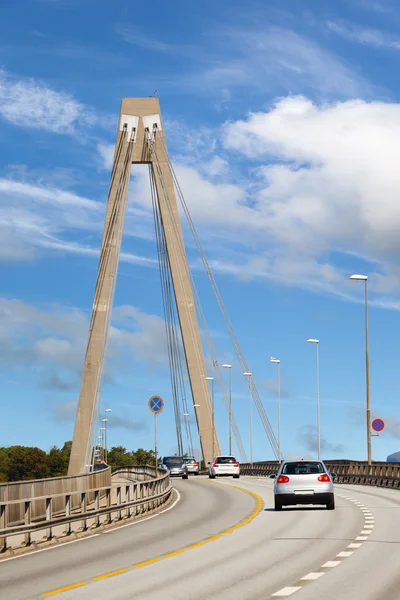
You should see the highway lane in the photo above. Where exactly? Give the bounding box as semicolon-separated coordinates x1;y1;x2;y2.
4;477;400;600
41;478;400;600
292;483;400;600
0;477;256;600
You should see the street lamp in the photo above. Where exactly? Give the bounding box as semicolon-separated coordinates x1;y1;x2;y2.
97;435;102;463
206;377;215;459
100;427;106;461
243;372;253;466
307;339;321;460
102;408;111;464
222;364;233;455
350;274;371;465
270;357;281;463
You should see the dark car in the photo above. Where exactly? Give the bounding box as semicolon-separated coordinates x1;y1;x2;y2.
161;456;188;479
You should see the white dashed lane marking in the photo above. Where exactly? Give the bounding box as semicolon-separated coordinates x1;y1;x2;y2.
269;491;374;598
272;587;302;597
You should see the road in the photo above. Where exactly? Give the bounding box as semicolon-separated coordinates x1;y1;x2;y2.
1;477;400;599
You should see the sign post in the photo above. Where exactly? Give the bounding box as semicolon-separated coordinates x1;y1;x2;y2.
148;396;164;477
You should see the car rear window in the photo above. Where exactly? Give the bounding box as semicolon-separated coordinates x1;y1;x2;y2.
281;462;325;475
216;457;237;464
184;459;196;464
163;457;184;466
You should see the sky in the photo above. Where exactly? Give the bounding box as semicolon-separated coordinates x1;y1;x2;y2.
2;0;400;463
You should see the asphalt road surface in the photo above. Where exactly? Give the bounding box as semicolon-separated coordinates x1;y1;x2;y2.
1;477;400;600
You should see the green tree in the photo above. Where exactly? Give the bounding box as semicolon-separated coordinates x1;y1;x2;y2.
61;440;72;459
107;446;133;470
133;448;156;466
0;447;10;482
47;445;69;477
4;446;49;481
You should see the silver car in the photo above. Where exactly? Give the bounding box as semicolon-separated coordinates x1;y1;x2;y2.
274;460;335;511
183;457;199;475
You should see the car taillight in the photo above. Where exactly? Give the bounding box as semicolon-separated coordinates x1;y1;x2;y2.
276;475;290;484
318;474;331;482
194;460;198;466
233;461;239;467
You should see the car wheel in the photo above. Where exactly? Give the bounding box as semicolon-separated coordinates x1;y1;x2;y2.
195;472;199;476
327;496;335;510
274;496;283;511
233;474;240;479
182;474;188;480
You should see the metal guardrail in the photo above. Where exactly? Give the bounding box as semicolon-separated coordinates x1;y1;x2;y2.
0;466;171;553
0;465;112;525
239;459;400;489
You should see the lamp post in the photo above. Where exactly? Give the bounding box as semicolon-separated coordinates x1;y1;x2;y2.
100;427;106;461
222;364;232;455
243;372;253;466
206;377;215;459
193;404;201;463
270;357;281;462
350;274;371;465
307;339;320;460
97;435;102;463
103;408;111;464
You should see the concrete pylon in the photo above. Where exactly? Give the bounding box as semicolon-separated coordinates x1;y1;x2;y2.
68;98;220;475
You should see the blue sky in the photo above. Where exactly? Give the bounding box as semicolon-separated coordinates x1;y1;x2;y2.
2;0;400;463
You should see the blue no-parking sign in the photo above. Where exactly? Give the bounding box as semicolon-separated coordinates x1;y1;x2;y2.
371;418;384;432
148;395;164;414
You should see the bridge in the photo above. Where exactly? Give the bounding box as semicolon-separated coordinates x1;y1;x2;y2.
1;98;400;599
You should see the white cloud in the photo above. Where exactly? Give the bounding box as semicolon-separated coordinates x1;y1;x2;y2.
97;143;115;170
185;26;370;100
327;21;400;50
217;95;400;300
0;298;169;383
0;174;158;266
116;25;176;53
0;69;96;134
298;425;346;455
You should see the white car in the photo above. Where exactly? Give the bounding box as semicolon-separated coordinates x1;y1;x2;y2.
274;460;335;510
208;456;240;479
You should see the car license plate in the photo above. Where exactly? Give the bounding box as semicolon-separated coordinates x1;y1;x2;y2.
294;490;314;495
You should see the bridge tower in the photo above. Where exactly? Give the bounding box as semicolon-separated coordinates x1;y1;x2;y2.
68;98;220;476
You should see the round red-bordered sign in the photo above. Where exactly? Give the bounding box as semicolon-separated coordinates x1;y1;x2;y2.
372;418;384;432
148;395;164;414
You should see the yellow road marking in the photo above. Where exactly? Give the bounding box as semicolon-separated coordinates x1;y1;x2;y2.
164;548;187;558
93;568;128;581
42;582;87;596
34;481;263;597
188;540;209;549
132;557;162;568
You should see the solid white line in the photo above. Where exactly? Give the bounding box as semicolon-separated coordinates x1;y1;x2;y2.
0;534;100;563
337;551;353;558
272;587;302;597
301;572;324;581
159;489;181;514
322;561;341;568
